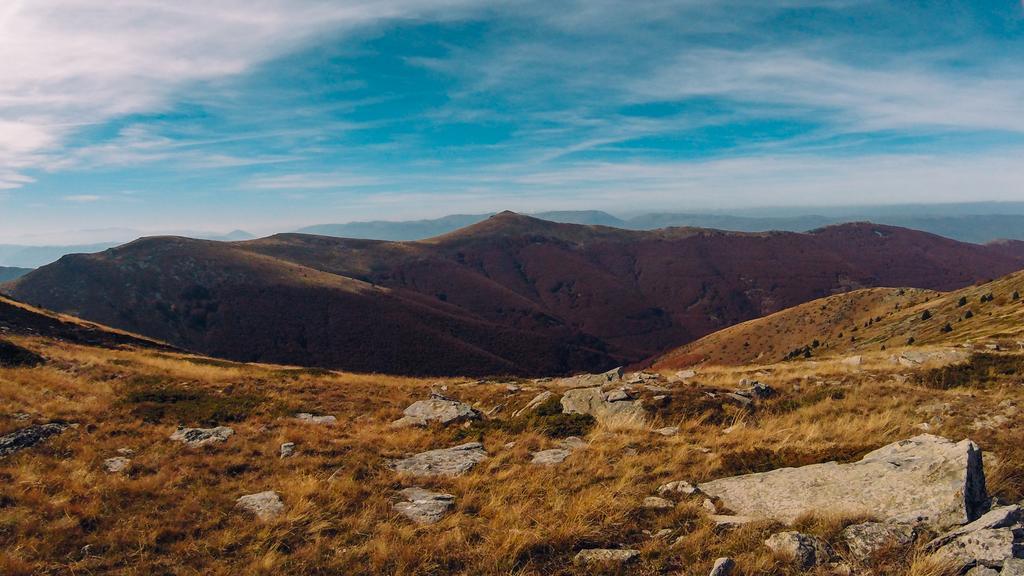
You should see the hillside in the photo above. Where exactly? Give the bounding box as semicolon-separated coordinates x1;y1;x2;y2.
7;213;1024;376
5;292;1024;575
656;269;1024;368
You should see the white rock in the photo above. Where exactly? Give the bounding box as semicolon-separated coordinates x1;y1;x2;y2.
103;456;130;473
169;426;234;447
513;391;554;417
295;413;337;425
643;496;674;510
390;442;488;477
573;549;640;565
393;487;455;525
709;557;735;576
280;442;295;458
840;522;918;562
391;396;480;427
698;435;987;530
657;480;698;496
235;491;285;520
765;531;835;569
560;386;645;422
654;426;679;437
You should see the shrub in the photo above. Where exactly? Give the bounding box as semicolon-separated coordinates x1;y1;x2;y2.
957;296;968;307
941;323;953;333
921;310;933;321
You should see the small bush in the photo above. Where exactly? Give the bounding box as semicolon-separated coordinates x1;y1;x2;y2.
921;310;933;321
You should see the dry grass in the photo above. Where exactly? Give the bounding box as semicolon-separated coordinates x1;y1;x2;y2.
2;336;1023;575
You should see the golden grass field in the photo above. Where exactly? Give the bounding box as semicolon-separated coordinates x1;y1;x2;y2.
3;327;1024;575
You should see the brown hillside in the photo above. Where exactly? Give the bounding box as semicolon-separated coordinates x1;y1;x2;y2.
7;213;1024;376
656;269;1024;368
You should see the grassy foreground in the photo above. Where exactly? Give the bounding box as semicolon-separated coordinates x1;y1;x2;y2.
2;337;1022;575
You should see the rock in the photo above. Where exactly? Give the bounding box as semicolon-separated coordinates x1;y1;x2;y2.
840;522;918;562
531;436;586;466
654;426;679;437
0;339;45;367
390;442;488;477
936;528;1023;570
643;496;674;510
703;498;718;513
513;391;554;417
295;413;337;425
765;531;835;569
896;349;969;368
573;549;640;565
926;506;1023;552
235;491;285;520
393;487;455;524
560;386;645;422
698;435;987;530
709;557;736;576
658;480;698;496
280;442;295;458
391;396;481;427
734;381;775;399
103;456;130;473
169;426;234;447
966;567;999;576
1002;559;1024;575
556;367;624;388
605;388;631;402
645;528;673;540
674;369;697;381
116;447;135;456
709;515;757;530
724;393;754;407
0;422;68;457
531;448;573;465
841;355;863;367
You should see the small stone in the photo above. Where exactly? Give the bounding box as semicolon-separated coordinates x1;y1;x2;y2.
0;422;69;457
531;448;572;465
280;442;295;458
169;426;233;447
647;528;673;540
393;487;455;525
654;426;679;437
558;436;586;450
573;549;640;565
765;531;835;569
709;557;736;576
103;456;130;473
657;480;697;496
235;491;285;520
295;413;337;425
965;567;999;576
674;369;697;381
116;447;135;456
605;388;631;402
709;515;757;530
841;522;917;562
703;498;718;513
643;496;674;510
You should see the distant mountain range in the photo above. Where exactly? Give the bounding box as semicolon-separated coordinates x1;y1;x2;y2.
0;267;33;283
8;212;1024;377
295;204;1024;245
0;230;254;268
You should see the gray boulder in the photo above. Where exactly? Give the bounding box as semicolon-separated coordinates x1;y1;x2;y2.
169;426;234;447
235;491;285;520
1002;559;1024;575
927;506;1024;571
840;522;918;562
643;496;674;510
765;531;835;569
709;557;735;576
295;413;336;425
658;480;698;496
391;395;480;427
280;442;295;458
390;442;488;477
530;436;587;466
393;487;455;525
573;548;639;565
560;386;645;422
556;367;624;388
0;422;68;457
103;456;131;473
513;391;554;417
698;435;987;530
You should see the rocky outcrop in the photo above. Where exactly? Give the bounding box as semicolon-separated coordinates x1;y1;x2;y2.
925;506;1024;572
513;391;554;417
391;395;480;427
390;442;488;477
103;456;131;473
698;435;986;530
840;521;918;562
235;491;285;520
765;531;835;569
169;426;234;447
560;386;644;422
393;487;455;524
556;367;624;388
0;422;68;457
895;348;970;368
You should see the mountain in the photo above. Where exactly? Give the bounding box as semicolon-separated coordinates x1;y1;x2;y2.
655;268;1024;368
294;211;624;240
0;242;122;268
0;294;169;350
0;266;32;282
7;213;1024;376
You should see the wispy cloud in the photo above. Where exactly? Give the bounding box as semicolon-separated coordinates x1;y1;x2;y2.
62;194;106;203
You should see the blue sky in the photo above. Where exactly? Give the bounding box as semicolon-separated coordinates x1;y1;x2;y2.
1;0;1023;242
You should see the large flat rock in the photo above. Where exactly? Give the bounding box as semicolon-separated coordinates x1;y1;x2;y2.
390;442;488;477
698;435;987;530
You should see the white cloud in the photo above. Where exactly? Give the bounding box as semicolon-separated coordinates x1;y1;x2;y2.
0;0;481;187
62;194;105;203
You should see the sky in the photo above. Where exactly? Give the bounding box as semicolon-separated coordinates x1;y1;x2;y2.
1;0;1024;243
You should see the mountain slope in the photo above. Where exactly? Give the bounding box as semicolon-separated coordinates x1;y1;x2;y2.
8;213;1024;376
655;269;1024;368
0;294;169;350
0;266;32;282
